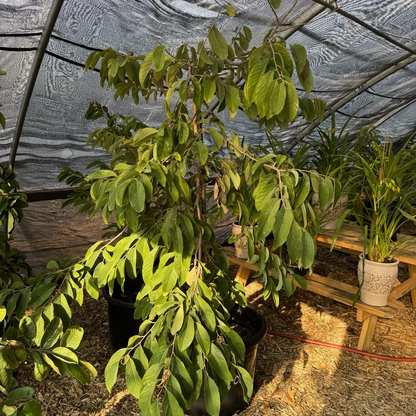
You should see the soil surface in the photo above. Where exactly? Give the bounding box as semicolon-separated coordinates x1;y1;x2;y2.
15;245;416;416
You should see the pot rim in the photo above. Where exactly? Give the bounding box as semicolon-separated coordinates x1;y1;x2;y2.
358;252;400;266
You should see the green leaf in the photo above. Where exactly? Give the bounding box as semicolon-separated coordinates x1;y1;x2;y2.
225;5;236;16
67;363;91;384
208;26;228;60
269;0;281;8
0;113;5;129
208;343;233;384
290;44;306;74
171;304;184;335
84;170;116;181
299;98;315;122
236;365;253;402
269;80;286;118
21;402;42;416
244;59;268;103
19;316;36;343
178;118;189;144
0;305;6;322
225;85;240;115
105;348;129;392
152;45;166;71
313;98;326;122
286;220;303;263
300;231;315;269
125;358;142;398
318;176;330;208
129;179;145;213
204;374;221;416
219;325;245;363
257;198;281;240
204;77;216;102
60;326;84;350
28;282;56;309
294;174;310;208
177;315;195;351
283;76;299;122
133;127;157;146
31;352;50;381
195;322;211;355
196;296;216;332
139;51;154;85
256;70;274;118
191;142;209;165
6;387;34;406
272;207;294;249
162;390;184;416
51;347;79;364
207;128;223;149
41;316;63;349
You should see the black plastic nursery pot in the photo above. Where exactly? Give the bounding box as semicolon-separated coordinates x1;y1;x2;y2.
187;305;267;416
101;275;144;350
103;282;267;416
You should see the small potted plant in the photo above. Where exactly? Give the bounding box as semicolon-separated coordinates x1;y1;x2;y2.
58;3;336;415
336;127;416;306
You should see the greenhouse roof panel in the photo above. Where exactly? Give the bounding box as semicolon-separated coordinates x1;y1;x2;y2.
0;0;415;191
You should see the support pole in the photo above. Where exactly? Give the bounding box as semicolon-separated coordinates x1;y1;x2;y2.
9;0;64;168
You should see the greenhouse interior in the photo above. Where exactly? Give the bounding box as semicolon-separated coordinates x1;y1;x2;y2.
1;0;416;415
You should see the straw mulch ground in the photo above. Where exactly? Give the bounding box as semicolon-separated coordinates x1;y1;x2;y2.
15;246;416;416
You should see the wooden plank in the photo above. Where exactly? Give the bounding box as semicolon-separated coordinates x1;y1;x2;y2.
412;289;416;308
357;315;378;351
299;277;397;318
235;266;251;286
223;247;259;272
306;273;404;309
388;277;416;301
316;224;416;266
356;310;372;322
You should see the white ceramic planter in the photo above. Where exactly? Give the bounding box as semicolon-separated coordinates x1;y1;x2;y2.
357;253;399;306
232;223;252;259
312;193;348;230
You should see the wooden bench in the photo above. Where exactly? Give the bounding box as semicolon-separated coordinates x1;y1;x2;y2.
223;225;414;351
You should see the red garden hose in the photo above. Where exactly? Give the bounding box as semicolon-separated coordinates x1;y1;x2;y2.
267;329;416;362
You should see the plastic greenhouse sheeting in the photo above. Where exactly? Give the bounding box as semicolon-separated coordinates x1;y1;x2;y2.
1;0;416;191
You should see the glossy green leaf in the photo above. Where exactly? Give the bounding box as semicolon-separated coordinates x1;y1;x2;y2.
152;45;166;71
195;322;211;355
204;375;221;416
257;198;281;240
6;387;34;406
272;207;294;249
171;304;184;335
208;26;228;60
225;5;236;16
104;348;129;392
162;390;184;416
60;326;84;350
191;142;209;165
286;220;303;263
177;315;195;351
300;231;316;269
294;174;310;208
139;51;154;85
196;296;216;332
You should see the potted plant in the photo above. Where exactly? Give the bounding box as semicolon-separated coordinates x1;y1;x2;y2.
57;3;336;415
336;127;416;306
